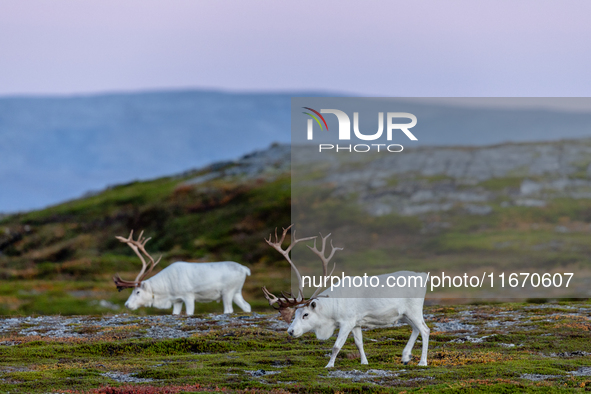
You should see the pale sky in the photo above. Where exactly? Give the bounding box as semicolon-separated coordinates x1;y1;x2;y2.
1;0;590;98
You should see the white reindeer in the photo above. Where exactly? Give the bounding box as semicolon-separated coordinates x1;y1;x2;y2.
113;231;251;315
262;225;429;368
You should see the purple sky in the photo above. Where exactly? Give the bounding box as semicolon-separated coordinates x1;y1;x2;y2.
1;1;590;98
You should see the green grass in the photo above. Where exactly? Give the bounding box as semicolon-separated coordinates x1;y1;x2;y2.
1;301;591;393
20;177;181;223
478;176;525;191
0;173;290;282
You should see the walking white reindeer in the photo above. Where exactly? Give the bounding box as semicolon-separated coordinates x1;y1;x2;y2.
262;225;430;367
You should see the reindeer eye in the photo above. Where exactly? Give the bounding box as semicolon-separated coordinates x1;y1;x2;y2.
136;291;140;294
303;313;309;319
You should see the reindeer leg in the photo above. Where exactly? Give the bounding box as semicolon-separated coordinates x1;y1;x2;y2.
418;318;430;366
172;301;183;315
326;324;353;368
401;317;420;365
233;293;251;313
402;314;430;366
222;292;234;314
183;297;195;316
352;326;368;365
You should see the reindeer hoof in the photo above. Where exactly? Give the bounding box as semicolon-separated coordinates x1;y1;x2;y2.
403;361;409;365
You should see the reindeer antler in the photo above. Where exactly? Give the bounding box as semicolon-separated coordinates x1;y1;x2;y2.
261;287;301;323
262;225;342;323
264;224;316;301
113;230;162;291
307;232;342;299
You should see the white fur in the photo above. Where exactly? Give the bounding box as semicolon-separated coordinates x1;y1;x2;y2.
287;271;429;367
124;261;251;315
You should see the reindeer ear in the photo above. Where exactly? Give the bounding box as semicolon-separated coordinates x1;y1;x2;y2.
311;301;317;309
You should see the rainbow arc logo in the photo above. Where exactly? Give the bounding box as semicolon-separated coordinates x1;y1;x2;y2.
302;107;329;131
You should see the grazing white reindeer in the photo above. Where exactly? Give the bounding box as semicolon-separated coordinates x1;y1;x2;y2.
113;230;251;315
262;225;429;367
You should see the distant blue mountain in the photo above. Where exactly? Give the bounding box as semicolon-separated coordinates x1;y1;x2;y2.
2;91;591;213
0;90;315;213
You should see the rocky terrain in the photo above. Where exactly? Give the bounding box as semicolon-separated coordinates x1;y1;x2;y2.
185;138;591;218
1;301;591;393
292;139;591;217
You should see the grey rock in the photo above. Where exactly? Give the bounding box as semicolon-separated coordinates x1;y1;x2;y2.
246;369;280;377
434;322;476;332
551;351;591;358
327;369;397;381
569;367;591;376
450;335;494;343
102;372;153;383
464;204;493;215
521;373;563;381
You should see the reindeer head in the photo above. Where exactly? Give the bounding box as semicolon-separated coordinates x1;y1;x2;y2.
261;224;342;324
124;281;156;310
288;299;337;340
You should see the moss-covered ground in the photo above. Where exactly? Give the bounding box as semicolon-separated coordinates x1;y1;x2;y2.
2;150;591;392
1;301;591;393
